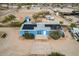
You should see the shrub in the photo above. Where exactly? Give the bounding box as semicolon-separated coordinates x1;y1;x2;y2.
9;22;22;27
70;23;77;28
8;14;16;20
2;16;10;23
0;6;8;10
49;31;61;40
48;52;65;56
2;14;16;23
32;14;39;19
32;11;50;19
17;4;22;9
27;5;31;9
60;21;63;25
23;32;35;39
1;33;7;38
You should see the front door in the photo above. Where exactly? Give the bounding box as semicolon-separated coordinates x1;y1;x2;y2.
43;31;47;35
37;31;42;35
37;30;47;35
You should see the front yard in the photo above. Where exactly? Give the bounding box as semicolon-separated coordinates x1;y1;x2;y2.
0;27;79;56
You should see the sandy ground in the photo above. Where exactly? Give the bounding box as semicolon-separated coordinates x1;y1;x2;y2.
0;8;49;22
0;28;79;56
0;8;79;56
0;7;74;26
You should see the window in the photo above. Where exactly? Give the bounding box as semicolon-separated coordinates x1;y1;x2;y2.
22;24;37;30
45;24;62;30
37;31;42;34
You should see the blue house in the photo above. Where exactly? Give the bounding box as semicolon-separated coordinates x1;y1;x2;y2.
19;16;65;38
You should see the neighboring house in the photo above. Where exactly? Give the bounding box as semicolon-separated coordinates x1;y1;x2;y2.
45;15;54;20
19;16;64;39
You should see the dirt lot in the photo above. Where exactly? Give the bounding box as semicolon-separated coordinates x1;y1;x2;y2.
0;8;49;22
0;27;79;56
0;7;79;56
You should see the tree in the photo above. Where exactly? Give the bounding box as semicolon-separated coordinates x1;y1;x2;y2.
48;52;65;56
17;4;22;9
32;11;50;22
49;31;61;40
8;14;16;20
27;6;30;9
2;14;16;23
2;16;10;23
32;14;38;19
23;32;35;39
70;23;77;28
10;22;21;27
1;33;7;38
60;21;63;25
27;5;31;10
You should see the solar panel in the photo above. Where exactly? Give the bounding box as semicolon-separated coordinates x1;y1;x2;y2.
22;24;37;30
45;24;62;30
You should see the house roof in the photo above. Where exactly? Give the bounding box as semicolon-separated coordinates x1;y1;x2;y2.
20;21;61;31
24;20;60;24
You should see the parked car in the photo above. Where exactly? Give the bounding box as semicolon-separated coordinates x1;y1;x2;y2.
69;27;79;41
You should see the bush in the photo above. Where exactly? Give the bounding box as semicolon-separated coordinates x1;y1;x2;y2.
2;14;16;23
9;22;22;27
1;33;7;38
0;6;8;10
27;5;31;9
60;21;63;25
49;31;61;40
17;5;22;9
70;23;77;28
32;14;39;19
8;14;16;20
48;52;65;56
2;16;10;23
23;32;35;39
32;11;50;19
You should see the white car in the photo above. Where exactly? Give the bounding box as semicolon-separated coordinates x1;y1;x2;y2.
69;28;79;41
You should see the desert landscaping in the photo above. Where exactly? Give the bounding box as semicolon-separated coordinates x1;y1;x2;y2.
0;3;79;56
